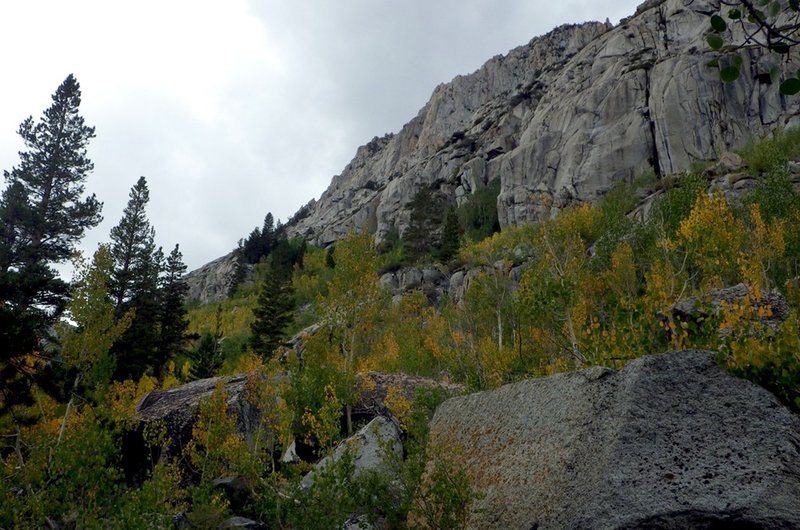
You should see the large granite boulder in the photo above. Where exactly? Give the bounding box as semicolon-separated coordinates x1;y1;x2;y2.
428;350;800;529
135;370;459;463
136;374;263;455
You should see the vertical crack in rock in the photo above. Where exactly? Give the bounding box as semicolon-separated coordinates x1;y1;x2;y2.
643;65;663;179
657;4;669;51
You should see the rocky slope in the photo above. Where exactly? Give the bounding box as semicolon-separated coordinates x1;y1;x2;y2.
133;350;800;528
283;0;800;247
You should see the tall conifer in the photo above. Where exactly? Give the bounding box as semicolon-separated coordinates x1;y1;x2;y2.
156;244;189;376
108;177;163;380
0;75;102;409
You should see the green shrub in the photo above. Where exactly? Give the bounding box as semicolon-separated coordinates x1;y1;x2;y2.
738;127;800;174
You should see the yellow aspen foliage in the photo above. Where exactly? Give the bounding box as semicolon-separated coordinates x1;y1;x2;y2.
160;361;182;389
677;191;744;284
231;352;264;374
740;203;786;290
477;335;517;388
244;366;290;469
58;246;132;382
602;242;638;306
459;223;536;266
186;297;256;338
106;375;160;428
383;385;413;428
643;256;687;316
380;332;401;367
300;385;342;450
187;383;259;482
321;230;384;378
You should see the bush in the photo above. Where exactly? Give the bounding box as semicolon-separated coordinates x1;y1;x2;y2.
738;127;800;175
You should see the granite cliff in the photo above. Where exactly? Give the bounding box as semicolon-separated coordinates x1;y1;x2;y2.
283;0;799;247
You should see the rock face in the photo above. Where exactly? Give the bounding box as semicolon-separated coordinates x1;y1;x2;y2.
428;350;800;529
184;252;244;305
284;0;799;248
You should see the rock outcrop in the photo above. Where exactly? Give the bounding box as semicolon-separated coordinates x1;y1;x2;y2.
283;0;799;248
135;370;459;460
184;252;244;305
427;350;800;529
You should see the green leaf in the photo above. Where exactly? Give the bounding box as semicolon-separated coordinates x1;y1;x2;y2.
728;8;742;19
791;0;800;12
710;14;727;32
733;54;743;67
769;0;781;17
707;34;725;50
720;65;741;82
780;78;800;95
770;65;781;82
706;58;720;68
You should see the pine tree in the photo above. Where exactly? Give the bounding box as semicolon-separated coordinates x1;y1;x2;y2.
402;187;444;262
109;176;154;316
112;246;163;381
437;207;462;263
189;331;223;380
108;177;164;381
156;244;189;377
0;74;102;409
250;264;295;359
260;212;275;258
189;306;224;380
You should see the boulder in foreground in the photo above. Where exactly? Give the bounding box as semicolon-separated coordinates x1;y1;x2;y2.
429;350;800;529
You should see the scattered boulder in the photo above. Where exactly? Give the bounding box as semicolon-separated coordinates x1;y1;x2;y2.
342;514;376;530
428;350;800;529
220;516;268;529
212;475;251;511
280;440;301;464
283;323;321;361
301;416;402;490
672;283;790;331
702;151;745;178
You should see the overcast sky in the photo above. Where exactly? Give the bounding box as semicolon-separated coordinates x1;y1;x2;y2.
0;0;642;273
